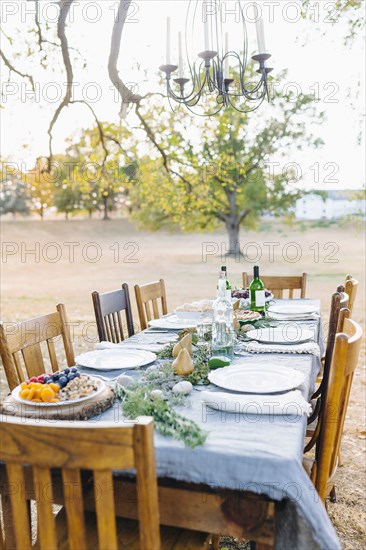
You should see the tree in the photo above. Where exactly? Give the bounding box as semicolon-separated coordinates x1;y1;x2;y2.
25;157;55;218
62;123;136;219
0;166;29;217
126;73;324;254
302;0;365;44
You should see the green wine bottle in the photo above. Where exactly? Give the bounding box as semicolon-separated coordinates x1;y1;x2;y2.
249;265;265;314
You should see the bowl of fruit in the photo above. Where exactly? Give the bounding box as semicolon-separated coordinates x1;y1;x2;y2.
13;367;105;406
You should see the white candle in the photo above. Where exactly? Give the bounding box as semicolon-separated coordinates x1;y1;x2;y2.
166;17;171;64
224;33;229;79
178;32;183;77
255;17;266;54
203;0;209;51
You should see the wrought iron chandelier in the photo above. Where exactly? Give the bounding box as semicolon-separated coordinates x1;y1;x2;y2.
159;1;273;116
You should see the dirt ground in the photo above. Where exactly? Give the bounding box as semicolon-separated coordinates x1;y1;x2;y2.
1;218;365;549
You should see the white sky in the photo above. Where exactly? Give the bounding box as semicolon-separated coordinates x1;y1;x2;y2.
1;0;365;189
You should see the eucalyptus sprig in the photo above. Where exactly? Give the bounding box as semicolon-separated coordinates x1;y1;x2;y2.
119;385;207;448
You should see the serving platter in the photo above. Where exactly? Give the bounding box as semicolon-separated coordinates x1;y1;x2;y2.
12;378;105;407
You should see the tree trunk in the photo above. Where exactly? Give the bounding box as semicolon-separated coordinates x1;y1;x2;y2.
226;223;240;256
65;211;69;220
103;196;109;220
88;209;92;219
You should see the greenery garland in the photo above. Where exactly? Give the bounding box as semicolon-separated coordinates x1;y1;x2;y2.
118;384;207;448
116;356;208;448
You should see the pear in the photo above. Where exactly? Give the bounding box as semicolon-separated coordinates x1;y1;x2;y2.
172;333;192;358
172;348;194;376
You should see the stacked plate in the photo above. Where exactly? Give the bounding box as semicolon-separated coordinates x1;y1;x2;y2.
267;304;319;320
245;326;315;345
208;363;305;394
75;349;156;371
148;314;198;330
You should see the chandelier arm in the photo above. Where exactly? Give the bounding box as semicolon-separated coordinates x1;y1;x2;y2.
159;0;273;116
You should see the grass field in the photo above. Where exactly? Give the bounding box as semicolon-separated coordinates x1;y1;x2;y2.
1;218;365;548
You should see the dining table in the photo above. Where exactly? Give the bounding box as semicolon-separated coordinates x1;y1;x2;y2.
1;298;341;550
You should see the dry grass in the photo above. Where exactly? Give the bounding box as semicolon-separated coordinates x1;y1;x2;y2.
1;218;365;548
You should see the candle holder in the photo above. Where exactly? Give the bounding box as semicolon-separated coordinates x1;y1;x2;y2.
160;2;273;116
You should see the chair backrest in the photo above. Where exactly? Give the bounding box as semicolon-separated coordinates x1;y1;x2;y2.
0;416;161;550
92;283;135;343
0;304;75;391
344;274;359;315
134;279;168;330
336;285;349;309
242;272;307;299
315;315;362;501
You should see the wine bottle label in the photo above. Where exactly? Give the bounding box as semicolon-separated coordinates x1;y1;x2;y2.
255;290;265;307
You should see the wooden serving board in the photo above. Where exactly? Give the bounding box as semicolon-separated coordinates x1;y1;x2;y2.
0;386;116;421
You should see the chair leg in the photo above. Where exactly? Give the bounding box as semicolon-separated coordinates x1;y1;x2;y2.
211;535;220;550
330;486;337;503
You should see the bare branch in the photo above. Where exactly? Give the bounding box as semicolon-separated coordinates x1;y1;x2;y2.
47;0;74;164
0;50;35;91
108;0;141;105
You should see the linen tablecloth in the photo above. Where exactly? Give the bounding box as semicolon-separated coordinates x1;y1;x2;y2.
99;299;340;549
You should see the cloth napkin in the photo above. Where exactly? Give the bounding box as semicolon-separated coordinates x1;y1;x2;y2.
95;341;163;353
201;389;312;417
239;340;320;356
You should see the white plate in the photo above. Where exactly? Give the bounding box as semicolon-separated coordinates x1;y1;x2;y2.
75;349;156;370
208;364;305;394
174;310;213;320
268;304;318;316
148;315;198;330
246;326;314;344
12;378;105;407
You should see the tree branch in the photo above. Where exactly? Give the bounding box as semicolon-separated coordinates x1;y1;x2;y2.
108;0;141;106
47;0;74;165
0;50;35;91
135;104;193;192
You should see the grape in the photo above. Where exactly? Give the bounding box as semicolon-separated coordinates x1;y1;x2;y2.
44;376;51;384
71;367;78;373
53;373;59;381
64;368;70;375
59;376;67;388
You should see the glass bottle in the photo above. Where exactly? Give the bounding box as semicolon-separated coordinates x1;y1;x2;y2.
220;265;232;300
249;265;265;314
212;272;234;358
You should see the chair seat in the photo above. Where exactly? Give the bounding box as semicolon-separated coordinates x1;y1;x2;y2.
53;508;211;550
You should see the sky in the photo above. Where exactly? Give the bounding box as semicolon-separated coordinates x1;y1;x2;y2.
1;0;365;190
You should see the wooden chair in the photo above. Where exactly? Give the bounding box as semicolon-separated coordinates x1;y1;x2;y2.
242;273;307;299
0;416;210;550
134;279;168;330
305;315;362;502
0;303;74;391
344;274;358;315
305;293;342;450
92;283;135;343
